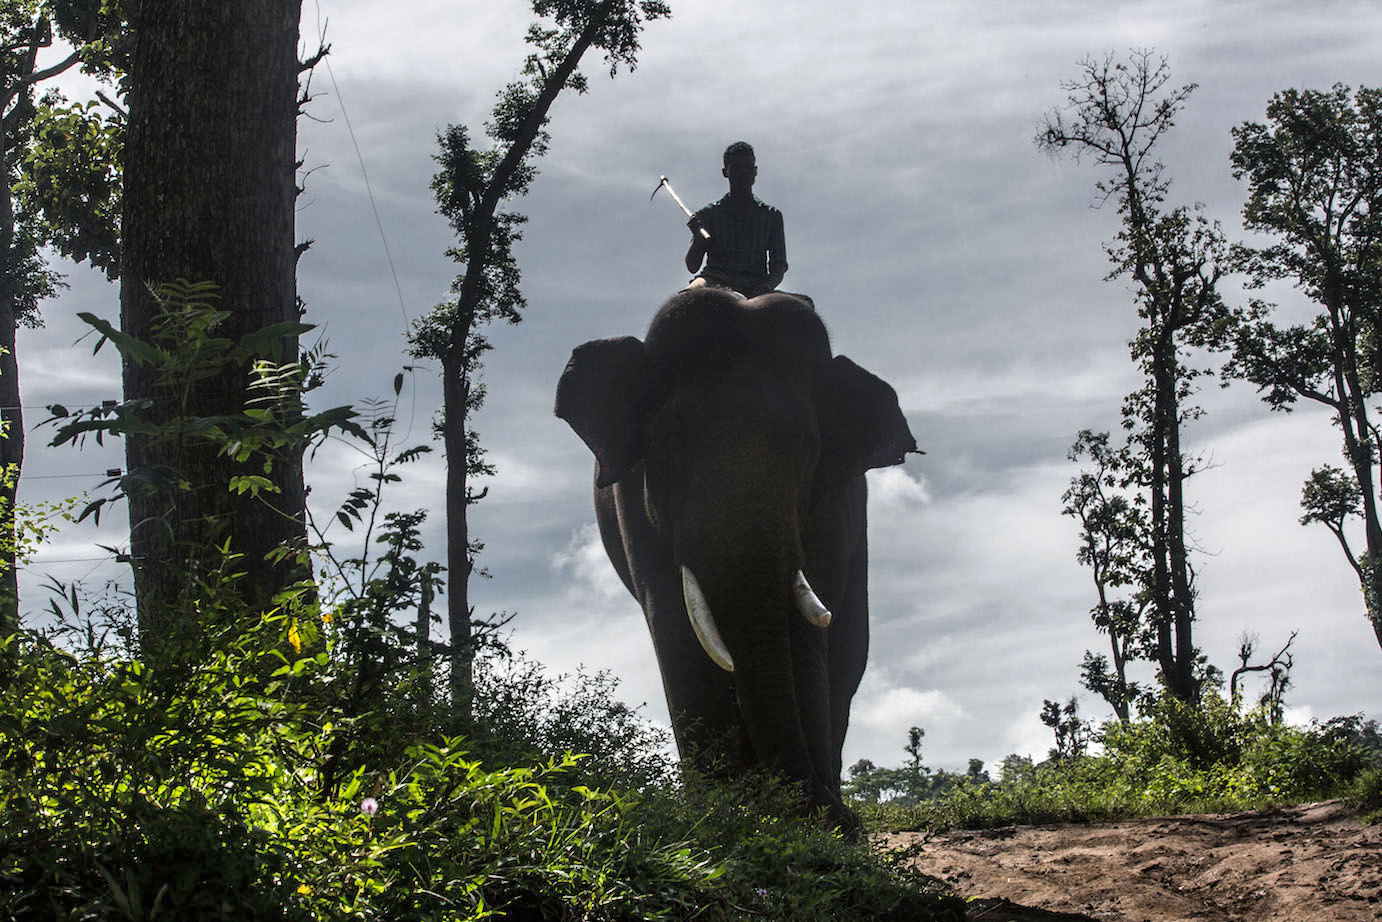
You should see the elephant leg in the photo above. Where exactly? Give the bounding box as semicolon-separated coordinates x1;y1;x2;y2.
804;478;869;795
828;536;869;788
646;588;744;773
788;610;836;796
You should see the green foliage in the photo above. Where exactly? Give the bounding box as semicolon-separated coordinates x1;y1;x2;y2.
632;771;964;921
470;653;675;792
1040;695;1092;760
1224;83;1382;643
0;596;963;920
47;281;360;525
844;728;990;807
40;282;363;661
4;1;127;315
0;620;711;920
16;94;122;277
858;695;1378;834
1063;430;1149;721
1349;765;1382;824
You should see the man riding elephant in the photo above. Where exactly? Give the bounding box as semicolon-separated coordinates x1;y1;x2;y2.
684;141;788;298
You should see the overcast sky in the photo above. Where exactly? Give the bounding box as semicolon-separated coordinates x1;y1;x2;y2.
25;0;1382;771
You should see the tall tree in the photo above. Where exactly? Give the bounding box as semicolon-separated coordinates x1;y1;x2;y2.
1039;51;1228;702
1224;85;1382;652
409;0;670;720
1;0;123;640
119;0;308;652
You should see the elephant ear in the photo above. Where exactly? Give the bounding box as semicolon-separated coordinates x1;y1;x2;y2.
555;336;651;487
816;355;919;490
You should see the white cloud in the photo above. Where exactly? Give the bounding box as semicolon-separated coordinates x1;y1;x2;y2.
866;467;932;510
853;674;966;734
551;522;626;603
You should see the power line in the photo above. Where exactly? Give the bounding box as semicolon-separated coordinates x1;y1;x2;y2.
25;556;120;564
314;7;409;329
25;470;122;481
311;0;421;444
1;401;118;412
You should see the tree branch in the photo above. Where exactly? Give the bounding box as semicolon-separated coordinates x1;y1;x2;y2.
453;1;613;352
19;49;82;91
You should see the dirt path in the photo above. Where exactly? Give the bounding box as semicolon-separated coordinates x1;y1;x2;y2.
884;800;1382;921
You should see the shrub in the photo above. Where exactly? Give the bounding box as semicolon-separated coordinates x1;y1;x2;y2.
0;619;966;920
631;771;965;921
0;623;724;920
470;652;675;792
859;694;1378;834
1349;765;1382;824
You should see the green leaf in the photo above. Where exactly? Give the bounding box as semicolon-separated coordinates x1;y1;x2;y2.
77;311;160;365
229;475;277;497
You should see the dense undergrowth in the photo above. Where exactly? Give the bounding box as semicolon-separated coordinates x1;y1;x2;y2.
854;693;1382;833
0;613;962;921
1;294;963;919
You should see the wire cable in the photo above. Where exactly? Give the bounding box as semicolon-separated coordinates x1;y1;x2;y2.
311;0;421;443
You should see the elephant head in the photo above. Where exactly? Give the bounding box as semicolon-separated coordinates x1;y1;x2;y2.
555;287;917;827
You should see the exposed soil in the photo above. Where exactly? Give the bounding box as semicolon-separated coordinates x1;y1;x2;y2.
882;800;1382;922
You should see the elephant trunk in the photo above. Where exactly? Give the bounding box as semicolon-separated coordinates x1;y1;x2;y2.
677;541;839;815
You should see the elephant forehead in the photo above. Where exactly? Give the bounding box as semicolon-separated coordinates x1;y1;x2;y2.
644;289;831;366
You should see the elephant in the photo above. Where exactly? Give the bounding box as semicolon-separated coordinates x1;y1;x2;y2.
554;287;918;829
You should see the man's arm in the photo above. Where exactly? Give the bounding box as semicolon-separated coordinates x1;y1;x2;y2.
765;208;787;290
685;214;708;273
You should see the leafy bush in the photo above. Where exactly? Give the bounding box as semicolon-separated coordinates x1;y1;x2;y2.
632;771;964;921
859;693;1378;834
0;622;720;920
469;652;675;792
1349;765;1382;823
0;615;965;920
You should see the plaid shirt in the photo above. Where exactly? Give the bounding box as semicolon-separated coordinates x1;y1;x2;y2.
693;195;787;290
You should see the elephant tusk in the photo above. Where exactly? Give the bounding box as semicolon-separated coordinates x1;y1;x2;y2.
680;565;735;672
792;571;833;627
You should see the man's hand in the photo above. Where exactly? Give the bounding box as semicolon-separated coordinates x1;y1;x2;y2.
687;214;709;239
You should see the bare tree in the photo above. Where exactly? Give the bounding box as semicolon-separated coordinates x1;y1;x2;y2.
1039;51;1228;702
1230;630;1297;724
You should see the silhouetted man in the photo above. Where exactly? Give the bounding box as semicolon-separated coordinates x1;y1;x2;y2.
685;141;787;297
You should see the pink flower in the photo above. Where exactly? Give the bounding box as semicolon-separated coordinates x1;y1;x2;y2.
360;797;379;817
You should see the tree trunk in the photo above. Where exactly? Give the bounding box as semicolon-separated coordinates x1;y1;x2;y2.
0;322;20;640
1165;375;1197;699
120;0;305;653
442;351;474;721
1152;332;1197;702
0;130;19;642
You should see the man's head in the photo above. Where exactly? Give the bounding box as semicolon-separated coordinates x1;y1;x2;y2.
722;141;757;194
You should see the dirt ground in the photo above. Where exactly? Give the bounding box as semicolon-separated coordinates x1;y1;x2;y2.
883;799;1382;922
